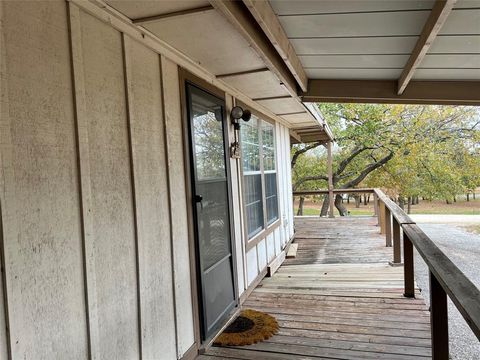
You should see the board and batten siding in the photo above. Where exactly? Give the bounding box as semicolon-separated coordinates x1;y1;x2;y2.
0;1;193;359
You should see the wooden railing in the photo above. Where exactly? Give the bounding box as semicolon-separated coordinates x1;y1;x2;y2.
293;188;480;359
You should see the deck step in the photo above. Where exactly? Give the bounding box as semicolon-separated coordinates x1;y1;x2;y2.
286;243;298;258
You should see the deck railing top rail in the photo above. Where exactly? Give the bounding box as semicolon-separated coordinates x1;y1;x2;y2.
292;187;480;359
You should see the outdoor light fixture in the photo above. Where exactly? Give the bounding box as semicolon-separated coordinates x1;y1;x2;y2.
230;106;251;130
230;105;251;159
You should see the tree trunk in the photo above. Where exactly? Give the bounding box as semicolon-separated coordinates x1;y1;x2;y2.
446;198;451;204
367;194;370;204
453;196;456;202
363;194;368;206
297;196;305;216
398;196;405;210
467;193;470;202
355;195;361;208
320;195;329;217
347;195;350;204
407;196;412;214
335;194;348;216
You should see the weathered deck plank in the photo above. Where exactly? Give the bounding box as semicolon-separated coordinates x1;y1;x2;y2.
202;216;431;359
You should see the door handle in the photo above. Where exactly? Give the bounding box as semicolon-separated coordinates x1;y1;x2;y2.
195;194;203;209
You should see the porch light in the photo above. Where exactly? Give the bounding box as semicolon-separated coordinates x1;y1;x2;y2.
230;106;251;130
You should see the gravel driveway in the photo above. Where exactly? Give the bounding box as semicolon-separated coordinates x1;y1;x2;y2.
410;216;480;360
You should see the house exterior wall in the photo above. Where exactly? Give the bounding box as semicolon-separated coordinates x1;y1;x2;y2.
0;1;295;359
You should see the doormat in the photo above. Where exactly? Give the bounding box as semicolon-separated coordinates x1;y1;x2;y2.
213;309;279;346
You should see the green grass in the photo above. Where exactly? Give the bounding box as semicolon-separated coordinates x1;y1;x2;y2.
294;208;374;216
295;197;480;216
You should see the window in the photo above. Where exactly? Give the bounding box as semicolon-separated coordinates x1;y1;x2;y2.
241;115;278;239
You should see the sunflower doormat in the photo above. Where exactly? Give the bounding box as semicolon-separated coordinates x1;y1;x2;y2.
214;309;279;346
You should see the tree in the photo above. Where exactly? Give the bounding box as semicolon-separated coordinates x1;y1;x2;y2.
291;104;480;216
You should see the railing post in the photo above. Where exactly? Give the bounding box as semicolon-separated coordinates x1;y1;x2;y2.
391;219;402;264
403;232;415;298
327;141;335;218
430;271;449;359
373;192;379;219
379;201;386;235
385;207;392;247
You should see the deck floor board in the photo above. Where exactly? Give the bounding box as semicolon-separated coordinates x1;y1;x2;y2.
202;216;431;359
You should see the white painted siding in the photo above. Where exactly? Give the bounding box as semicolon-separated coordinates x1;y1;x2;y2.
227;96;246;297
246;247;258;286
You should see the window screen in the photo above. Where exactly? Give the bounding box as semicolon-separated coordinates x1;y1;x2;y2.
241;115;278;239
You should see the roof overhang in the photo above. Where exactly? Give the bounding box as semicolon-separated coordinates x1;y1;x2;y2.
84;0;480;145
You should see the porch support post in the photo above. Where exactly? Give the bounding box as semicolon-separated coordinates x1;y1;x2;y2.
327;140;334;218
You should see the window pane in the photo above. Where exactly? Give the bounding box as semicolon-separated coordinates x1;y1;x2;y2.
265;172;278;224
262;121;275;171
241;116;260;172
192;92;225;181
241;116;264;238
244;174;264;237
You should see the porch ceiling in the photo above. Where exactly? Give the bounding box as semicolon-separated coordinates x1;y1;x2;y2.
102;0;480;142
272;0;480;81
269;0;480;103
105;0;325;135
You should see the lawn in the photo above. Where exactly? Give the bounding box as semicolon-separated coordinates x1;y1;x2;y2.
294;195;480;216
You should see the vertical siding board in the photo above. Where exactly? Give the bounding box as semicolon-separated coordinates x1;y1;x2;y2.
285;131;294;239
246;247;258;286
226;95;245;296
123;36;176;359
68;4;100;358
284;127;291;243
161;56;195;356
1;1;88;358
78;10;139;359
276;123;287;249
0;2;11;357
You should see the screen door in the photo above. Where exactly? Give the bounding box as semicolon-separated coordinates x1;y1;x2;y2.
186;83;236;340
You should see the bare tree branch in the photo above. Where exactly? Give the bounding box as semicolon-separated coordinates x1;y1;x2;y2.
339;151;394;189
291;142;322;168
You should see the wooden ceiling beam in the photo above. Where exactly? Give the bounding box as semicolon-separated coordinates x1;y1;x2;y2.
242;0;308;92
132;5;214;24
209;0;299;98
303;79;480;105
289;129;302;143
397;0;457;94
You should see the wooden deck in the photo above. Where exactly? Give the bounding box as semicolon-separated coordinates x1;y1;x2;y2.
201;216;431;360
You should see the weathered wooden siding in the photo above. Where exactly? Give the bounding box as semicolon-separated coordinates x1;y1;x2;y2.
0;1;88;359
0;1;193;359
124;37;177;359
0;1;297;358
162;56;195;357
0;3;10;359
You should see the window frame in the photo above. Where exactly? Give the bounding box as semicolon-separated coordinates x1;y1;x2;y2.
238;103;281;251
